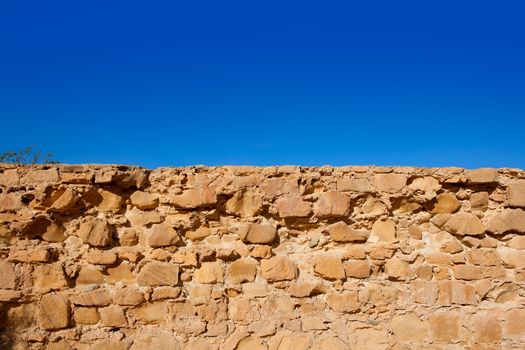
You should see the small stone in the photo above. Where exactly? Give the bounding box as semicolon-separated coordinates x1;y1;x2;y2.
432;193;461;214
466;168;498;183
128;302;168;324
77;217;113;247
76;265;105;284
48;188;80;212
71;289;112;306
38;293;70;330
148;222;182;247
445;212;485;235
430;312;460;341
326;221;368;242
507;181;525;207
373;173;407;192
385;257;410;280
336;178;371;192
194;262;223;284
170;186;217;208
8;247;51;263
314;192;350;218
275;195;312;217
130;191;159;210
486;208;525;234
326;291;359;312
99;306;127;327
260;177;298;198
73;307;100;324
185;226;211;241
407;225;423;240
137;261;179;286
261;256;297;282
0;261;16;289
288;281;323;297
225;190;263;218
453;265;481;280
96;189;124;212
86;251;117;265
470;192;489;210
33;264;67;289
239;223;277;245
390;314;427;341
113;287;145;305
313;256;345;280
371;219;396;242
226;259;257;283
344;260;371;278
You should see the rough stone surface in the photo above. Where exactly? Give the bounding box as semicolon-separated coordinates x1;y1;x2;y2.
0;164;524;349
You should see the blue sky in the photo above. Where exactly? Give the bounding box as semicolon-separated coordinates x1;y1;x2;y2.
1;1;524;168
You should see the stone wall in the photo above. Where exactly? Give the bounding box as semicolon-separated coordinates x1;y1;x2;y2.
1;164;525;349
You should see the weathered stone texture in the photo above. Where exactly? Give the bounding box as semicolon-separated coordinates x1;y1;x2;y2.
0;164;524;349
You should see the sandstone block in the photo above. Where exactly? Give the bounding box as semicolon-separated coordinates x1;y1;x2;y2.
505;309;525;340
194;262;223;284
33;264;67;289
260;177;298;198
507;180;525;207
96;189;124;212
373;173;407;192
432;193;461;214
113;287;145;305
430;312;460;342
137;261;179;286
8;247;50;263
130;190;159;210
474;314;502;343
0;260;16;289
336;178;371;192
453;264;481;280
326;221;368;242
38;293;70;330
225;190;263;217
129;302;168;324
0;193;22;212
445;212;485;235
466;168;498;183
0;168;19;186
314;191;350;218
77;217;112;247
261;256;297;282
275;195;312;217
344;260;371;278
99;306;127;327
71;289;112;306
226;259;257;283
371;219;396;242
185;226;211;241
73;307;100;324
327;291;359;312
486;208;525;234
86;251;117;265
148;222;182;247
390;313;427;341
313;256;345;280
411;280;438;304
76;265;105;285
385;256;410;280
130;333;180;350
170;186;217;208
239;223;277;244
22;168;59;183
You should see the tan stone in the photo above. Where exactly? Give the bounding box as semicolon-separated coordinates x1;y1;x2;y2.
148;222;182;247
432;193;461;214
326;221;368;242
73;307;100;324
336;178;371;192
48;188;80;212
275;334;309;350
194;262;223;284
33;264;67;289
0;260;16;289
445;212;485;235
385;257;410;280
352;328;388;350
170;186;217;208
0;193;22;212
313;256;345;280
260;177;298;198
237;336;266;350
125;207;162;227
288;281;323;297
130;333;180;350
470;191;489;210
8;247;50;263
22;168;59;183
407;225;423;239
507;180;525;207
371;219;396;242
0;168;19;186
344;260;371;278
113;287;145;305
99;306;127;327
275;195;311;217
96;189;124;212
107;261;135;283
77;217;113;246
239;223;277;244
261;256;297;282
409;176;441;198
226;190;263;217
373;173;407;192
430;312;460;341
390;313;427;341
505;309;525;340
185;226;211;241
474;314;502;343
76;265;105;285
226;259;257;283
486;208;525;234
439;281;477;305
453;264;481;280
152;286;181;300
130;190;159;210
71;289;112;306
466;168;498;183
314;191;350;218
91;340;130;350
327;291;359;312
86;251;117;265
38;293;70;330
128;302;168;324
137;261;179;286
411;280;438;304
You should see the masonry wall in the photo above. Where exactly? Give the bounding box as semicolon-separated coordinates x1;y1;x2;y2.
1;164;525;349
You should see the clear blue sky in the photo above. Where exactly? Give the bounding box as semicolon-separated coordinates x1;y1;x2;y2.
1;1;524;169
